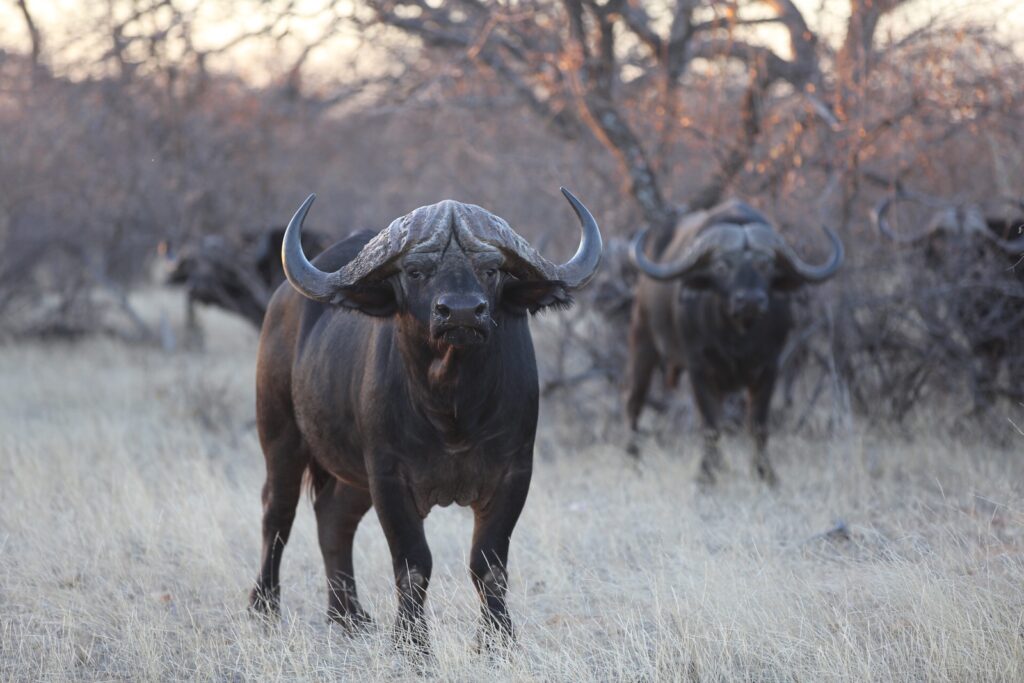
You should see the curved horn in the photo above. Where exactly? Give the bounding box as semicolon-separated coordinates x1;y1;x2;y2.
282;194;340;303
629;227;709;281
980;220;1024;254
555;188;603;288
989;196;1024;218
980;197;1024;253
872;194;938;245
776;225;844;283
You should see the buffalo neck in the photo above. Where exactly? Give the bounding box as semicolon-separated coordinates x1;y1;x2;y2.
394;320;506;451
700;292;786;354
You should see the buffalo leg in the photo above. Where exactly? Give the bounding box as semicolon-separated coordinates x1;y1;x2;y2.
690;370;723;484
184;292;204;350
314;479;373;627
665;364;683;390
748;370;779;486
624;310;659;456
970;341;1003;413
249;435;308;616
371;475;433;654
470;469;532;649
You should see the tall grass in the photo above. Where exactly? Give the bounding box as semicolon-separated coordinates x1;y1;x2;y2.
1;291;1022;681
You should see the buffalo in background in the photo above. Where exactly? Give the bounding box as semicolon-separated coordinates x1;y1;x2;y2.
162;226;326;335
625;200;843;485
874;192;1024;411
250;190;601;653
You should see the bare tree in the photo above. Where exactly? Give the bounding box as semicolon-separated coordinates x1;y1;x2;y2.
365;1;921;242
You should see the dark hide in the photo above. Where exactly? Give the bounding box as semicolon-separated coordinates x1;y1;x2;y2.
251;226;326;291
919;228;1024;411
249;194;600;654
875;197;1024;410
163;227;326;328
625;201;840;485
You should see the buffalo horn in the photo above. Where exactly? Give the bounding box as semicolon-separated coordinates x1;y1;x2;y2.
554;188;604;288
629;227;710;281
281;194;343;303
776;226;844;283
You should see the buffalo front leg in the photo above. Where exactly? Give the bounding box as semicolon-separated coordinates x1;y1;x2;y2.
969;340;1004;414
249;438;308;617
314;479;373;628
470;468;532;650
371;474;433;655
623;308;659;457
748;370;779;486
184;292;204;350
690;370;723;485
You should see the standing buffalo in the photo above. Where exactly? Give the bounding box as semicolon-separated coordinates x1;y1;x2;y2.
624;200;843;485
249;190;601;652
874;193;1024;410
162;227;326;331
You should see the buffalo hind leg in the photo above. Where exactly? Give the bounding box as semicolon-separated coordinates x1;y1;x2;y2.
250;434;308;617
470;468;532;651
748;370;779;486
624;310;659;457
690;371;723;485
371;474;433;656
314;477;373;628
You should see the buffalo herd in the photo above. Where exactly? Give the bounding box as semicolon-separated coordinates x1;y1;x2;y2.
186;183;1020;652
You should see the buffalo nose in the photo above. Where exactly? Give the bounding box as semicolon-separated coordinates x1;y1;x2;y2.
434;294;488;324
732;290;768;312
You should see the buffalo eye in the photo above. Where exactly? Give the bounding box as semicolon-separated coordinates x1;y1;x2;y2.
407;269;426;281
484;268;498;279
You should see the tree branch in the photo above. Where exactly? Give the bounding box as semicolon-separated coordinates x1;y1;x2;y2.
14;0;44;78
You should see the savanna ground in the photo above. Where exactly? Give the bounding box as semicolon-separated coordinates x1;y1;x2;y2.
2;290;1023;682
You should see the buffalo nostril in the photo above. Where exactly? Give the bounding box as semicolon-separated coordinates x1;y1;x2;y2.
435;303;451;319
474;302;487;317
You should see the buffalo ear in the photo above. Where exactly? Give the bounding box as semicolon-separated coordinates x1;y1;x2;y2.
681;269;715;290
502;279;573;314
333;281;398;317
771;270;806;292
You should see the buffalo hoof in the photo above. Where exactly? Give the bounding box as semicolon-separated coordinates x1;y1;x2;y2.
696;463;718;488
476;622;517;656
625;440;641;459
248;586;280;621
327;607;373;632
392;619;433;663
697;448;723;487
755;459;778;487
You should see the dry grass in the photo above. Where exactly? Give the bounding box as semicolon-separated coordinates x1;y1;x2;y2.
2;290;1023;682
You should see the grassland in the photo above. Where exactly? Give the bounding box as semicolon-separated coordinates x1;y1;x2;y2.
1;291;1023;681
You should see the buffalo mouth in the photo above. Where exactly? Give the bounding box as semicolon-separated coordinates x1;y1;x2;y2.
727;306;767;332
434;324;489;347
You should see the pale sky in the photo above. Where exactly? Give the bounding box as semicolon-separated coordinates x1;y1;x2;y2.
1;0;1020;82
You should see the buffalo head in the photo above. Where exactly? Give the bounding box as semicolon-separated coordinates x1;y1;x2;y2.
874;194;1024;258
281;189;602;348
630;203;843;329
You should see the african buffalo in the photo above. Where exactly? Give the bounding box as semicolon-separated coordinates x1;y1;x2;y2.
874;193;1024;409
624;200;843;485
252;226;327;291
162;227;326;329
249;190;601;652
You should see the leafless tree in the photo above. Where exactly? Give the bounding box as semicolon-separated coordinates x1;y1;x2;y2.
1;0;1022;425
